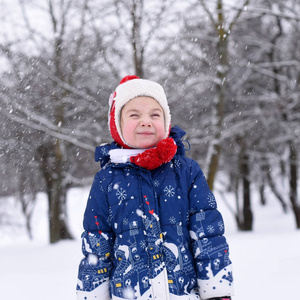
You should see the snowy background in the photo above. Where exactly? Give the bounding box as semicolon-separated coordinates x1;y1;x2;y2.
0;0;300;299
1;184;299;300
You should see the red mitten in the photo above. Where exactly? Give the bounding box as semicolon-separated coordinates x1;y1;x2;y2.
130;138;177;170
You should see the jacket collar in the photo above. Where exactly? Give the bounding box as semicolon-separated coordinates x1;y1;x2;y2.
94;125;187;168
109;148;146;164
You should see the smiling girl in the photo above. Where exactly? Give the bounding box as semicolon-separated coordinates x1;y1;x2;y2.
76;75;234;300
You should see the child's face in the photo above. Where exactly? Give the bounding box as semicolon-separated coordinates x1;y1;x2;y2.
121;96;165;148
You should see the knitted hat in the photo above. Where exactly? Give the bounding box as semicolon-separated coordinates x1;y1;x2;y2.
108;75;171;148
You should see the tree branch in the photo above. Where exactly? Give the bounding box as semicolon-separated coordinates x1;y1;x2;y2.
228;0;250;33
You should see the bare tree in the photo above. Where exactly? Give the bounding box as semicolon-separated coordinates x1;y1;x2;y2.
112;0;172;77
198;0;250;190
0;0;113;242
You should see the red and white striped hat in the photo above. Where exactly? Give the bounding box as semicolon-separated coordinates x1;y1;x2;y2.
108;75;171;148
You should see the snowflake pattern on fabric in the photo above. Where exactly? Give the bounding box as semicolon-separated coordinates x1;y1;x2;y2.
169;216;176;224
207;225;215;234
139;240;147;249
116;188;127;205
107;206;113;223
164;185;175;197
207;192;217;209
107;183;113;193
153;180;160;187
218;221;224;231
101;147;109;155
174;159;181;168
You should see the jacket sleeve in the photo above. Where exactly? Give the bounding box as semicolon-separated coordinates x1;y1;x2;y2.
76;172;114;300
188;161;234;300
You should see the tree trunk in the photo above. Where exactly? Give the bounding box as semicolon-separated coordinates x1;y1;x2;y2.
233;174;242;229
236;137;253;231
241;151;253;231
259;183;266;206
37;143;73;243
266;166;288;213
48;173;72;243
207;141;222;190
17;172;36;240
206;0;228;190
289;142;300;229
202;0;249;189
131;0;144;78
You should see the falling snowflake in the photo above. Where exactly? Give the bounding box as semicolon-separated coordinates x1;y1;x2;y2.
218;221;224;231
116;188;127;204
164;185;175;197
169;216;176;224
207;193;216;208
207;225;215;234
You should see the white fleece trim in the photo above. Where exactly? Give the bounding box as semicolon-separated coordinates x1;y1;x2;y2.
76;280;110;300
170;291;201;299
111;268;169;300
149;267;170;300
109;148;147;163
197;264;234;299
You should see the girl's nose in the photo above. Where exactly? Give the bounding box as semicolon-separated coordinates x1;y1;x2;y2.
140;118;152;127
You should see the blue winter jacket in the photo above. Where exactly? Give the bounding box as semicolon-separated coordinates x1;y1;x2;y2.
77;126;233;300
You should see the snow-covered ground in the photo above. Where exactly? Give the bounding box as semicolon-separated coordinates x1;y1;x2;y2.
0;186;299;300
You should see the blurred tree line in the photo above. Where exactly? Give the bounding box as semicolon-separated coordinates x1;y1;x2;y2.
0;0;299;243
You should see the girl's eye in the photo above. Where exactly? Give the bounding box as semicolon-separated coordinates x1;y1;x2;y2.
130;114;139;117
152;114;162;117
